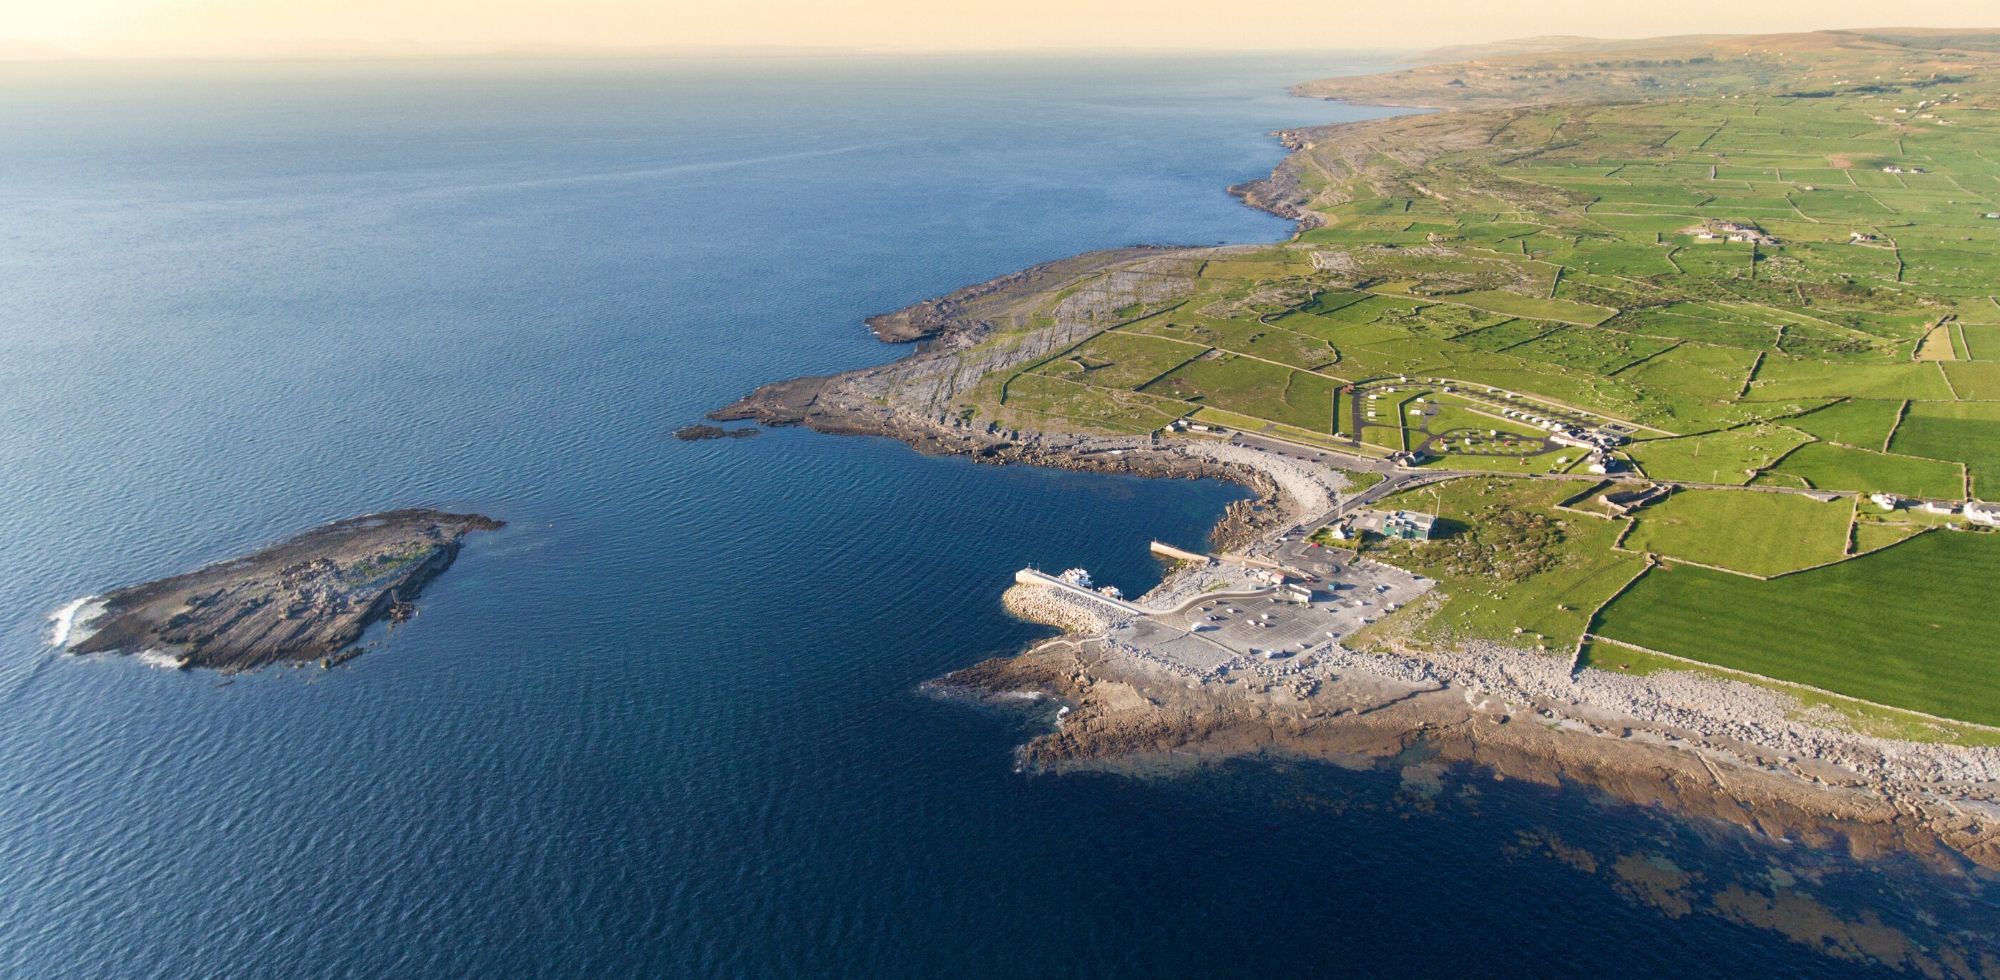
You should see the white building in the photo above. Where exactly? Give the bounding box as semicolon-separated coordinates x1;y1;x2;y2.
1966;502;2000;527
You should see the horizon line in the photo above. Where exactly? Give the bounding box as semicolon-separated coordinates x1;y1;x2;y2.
8;24;1989;66
0;43;1426;65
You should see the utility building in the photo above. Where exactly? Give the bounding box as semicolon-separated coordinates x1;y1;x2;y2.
1382;511;1437;541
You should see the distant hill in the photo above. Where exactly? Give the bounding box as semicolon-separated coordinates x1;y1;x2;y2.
1830;27;2000;52
1412;34;1729;64
1299;28;2000;109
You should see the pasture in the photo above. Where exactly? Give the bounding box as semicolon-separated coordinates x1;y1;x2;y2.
1621;488;1852;576
1595;533;2000;726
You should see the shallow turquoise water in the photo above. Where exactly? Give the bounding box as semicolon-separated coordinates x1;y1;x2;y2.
0;54;1991;977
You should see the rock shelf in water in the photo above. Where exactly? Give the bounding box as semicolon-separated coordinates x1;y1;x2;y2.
66;509;502;672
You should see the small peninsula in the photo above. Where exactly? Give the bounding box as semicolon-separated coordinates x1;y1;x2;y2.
65;509;502;672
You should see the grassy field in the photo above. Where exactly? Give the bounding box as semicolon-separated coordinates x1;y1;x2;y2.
1626;425;1811;485
1622;488;1852;577
1889;401;2000;498
1141;354;1337;433
1033;331;1199;390
1759;442;1965;499
1595;533;2000;726
1782;399;1904;449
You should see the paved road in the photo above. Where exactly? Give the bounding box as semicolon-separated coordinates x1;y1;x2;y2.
1146;587;1277;617
1223;425;1963;528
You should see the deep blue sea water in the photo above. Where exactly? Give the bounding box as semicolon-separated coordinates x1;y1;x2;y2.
0;54;1993;977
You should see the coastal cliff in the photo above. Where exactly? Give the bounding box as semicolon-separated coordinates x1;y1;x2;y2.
66;509;502;672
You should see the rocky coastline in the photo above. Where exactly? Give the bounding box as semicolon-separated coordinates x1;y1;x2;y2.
937;582;2000;875
708;95;2000;877
65;509;502;673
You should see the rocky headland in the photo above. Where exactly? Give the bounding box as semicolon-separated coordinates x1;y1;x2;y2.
708;59;2000;877
65;509;502;672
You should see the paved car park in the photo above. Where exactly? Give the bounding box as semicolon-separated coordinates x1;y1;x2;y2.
1124;557;1432;672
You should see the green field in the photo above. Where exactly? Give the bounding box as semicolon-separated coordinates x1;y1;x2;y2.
1781;399;1904;449
1758;442;1964;499
1141;355;1337;433
1622;488;1853;576
1596;534;2000;726
1889;401;2000;498
1626;425;1811;485
1033;331;1198;390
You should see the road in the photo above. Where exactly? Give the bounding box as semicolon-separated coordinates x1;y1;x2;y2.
1222;426;1963;530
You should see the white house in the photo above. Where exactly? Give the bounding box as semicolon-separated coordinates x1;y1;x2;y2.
1966;502;2000;527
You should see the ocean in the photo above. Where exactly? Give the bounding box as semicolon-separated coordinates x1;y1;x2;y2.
0;54;1992;976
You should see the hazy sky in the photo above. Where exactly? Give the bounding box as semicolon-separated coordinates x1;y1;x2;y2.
7;0;1998;59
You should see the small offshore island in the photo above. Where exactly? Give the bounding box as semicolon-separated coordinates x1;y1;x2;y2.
718;29;2000;878
62;509;501;672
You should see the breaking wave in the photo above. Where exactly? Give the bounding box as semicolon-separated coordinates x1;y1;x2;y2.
47;596;100;648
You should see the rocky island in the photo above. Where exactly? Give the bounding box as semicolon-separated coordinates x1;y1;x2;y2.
64;509;502;672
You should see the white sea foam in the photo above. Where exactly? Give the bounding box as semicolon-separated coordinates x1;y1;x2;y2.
47;596;101;648
134;648;185;670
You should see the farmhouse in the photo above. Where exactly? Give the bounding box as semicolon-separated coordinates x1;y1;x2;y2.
1699;221;1779;245
1966;502;2000;527
1870;492;1902;511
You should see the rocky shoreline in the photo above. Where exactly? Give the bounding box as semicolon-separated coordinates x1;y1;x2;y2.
708;97;2000;876
941;577;2000;875
64;509;502;673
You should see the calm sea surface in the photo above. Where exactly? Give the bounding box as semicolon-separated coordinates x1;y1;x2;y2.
0;55;1992;976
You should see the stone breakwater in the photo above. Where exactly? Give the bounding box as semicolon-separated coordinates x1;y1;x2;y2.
1000;584;1123;636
